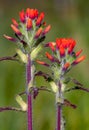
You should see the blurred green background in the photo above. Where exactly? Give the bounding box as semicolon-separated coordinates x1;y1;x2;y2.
0;0;89;130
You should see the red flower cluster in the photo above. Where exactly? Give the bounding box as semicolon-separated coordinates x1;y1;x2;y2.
37;38;85;73
56;38;76;56
4;8;51;48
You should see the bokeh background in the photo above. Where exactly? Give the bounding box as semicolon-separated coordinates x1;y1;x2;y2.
0;0;89;130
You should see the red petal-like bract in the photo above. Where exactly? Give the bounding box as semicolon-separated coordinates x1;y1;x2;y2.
45;52;54;61
56;38;61;49
56;38;76;58
42;25;51;35
26;8;38;19
26;18;32;30
11;24;22;36
63;62;70;70
59;45;65;57
12;18;18;27
35;27;43;38
36;12;44;26
36;60;49;67
73;56;86;64
47;42;56;51
56;38;76;51
68;39;76;54
76;49;83;57
4;34;17;42
19;10;25;23
56;38;69;49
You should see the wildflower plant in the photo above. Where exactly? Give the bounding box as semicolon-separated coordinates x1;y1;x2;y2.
0;7;89;130
37;38;87;130
1;8;51;130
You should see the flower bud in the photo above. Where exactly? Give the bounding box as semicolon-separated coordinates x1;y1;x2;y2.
26;8;38;19
19;10;25;23
63;62;70;71
75;49;83;57
26;18;32;30
42;25;51;35
11;24;22;36
36;12;44;26
45;52;54;61
36;60;49;66
35;27;43;38
72;56;86;65
12;18;18;27
4;34;17;42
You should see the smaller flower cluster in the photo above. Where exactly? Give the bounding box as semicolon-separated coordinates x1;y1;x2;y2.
37;38;85;81
4;8;51;51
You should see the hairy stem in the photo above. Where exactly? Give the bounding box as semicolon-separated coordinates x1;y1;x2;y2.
56;81;64;130
26;54;33;130
56;105;61;130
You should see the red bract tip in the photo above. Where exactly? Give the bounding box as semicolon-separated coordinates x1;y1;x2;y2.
4;34;17;42
73;55;86;65
68;39;76;54
12;18;18;27
60;38;69;49
19;10;25;23
35;27;43;38
36;12;44;26
63;62;70;70
26;18;32;30
11;24;22;36
26;8;38;19
33;9;39;18
56;38;61;49
45;52;54;61
76;49;83;57
56;38;69;49
56;38;76;52
47;42;56;51
26;8;31;17
36;60;49;67
42;25;51;35
59;45;65;57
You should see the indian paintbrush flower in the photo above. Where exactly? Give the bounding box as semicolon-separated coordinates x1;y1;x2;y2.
37;38;86;115
37;38;86;130
38;38;85;80
4;8;51;61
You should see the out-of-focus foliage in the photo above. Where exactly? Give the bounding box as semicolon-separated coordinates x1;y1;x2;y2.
0;0;89;130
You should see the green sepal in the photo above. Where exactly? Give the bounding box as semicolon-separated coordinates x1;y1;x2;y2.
16;49;28;63
49;80;58;93
15;95;27;111
31;44;43;60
